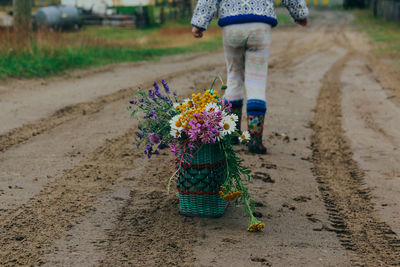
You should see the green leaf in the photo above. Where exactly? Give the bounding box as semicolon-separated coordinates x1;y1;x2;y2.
130;109;138;118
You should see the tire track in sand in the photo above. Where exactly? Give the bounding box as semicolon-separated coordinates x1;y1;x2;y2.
0;63;224;153
97;159;198;266
310;52;400;266
0;126;196;267
0;128;137;266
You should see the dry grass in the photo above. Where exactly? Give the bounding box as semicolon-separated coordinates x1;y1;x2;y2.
66;23;221;49
1;21;221;51
0;20;222;78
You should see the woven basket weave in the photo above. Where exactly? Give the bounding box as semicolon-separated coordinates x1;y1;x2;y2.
177;143;228;217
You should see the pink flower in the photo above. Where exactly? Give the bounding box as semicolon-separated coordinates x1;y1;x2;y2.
169;144;178;155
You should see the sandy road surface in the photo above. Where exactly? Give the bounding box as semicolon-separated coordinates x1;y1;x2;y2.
0;9;399;266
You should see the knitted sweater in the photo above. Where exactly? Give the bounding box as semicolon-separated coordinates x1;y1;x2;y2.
191;0;308;30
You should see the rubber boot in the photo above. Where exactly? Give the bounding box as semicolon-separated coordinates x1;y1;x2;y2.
231;107;242;145
247;115;267;154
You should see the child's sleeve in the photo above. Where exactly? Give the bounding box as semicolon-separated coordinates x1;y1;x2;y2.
281;0;309;20
191;0;221;30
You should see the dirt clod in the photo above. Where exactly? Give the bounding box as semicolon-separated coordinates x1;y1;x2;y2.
252;172;275;183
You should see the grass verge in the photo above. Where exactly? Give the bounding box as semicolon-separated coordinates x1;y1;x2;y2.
0;20;222;79
352;9;400;55
0;37;221;79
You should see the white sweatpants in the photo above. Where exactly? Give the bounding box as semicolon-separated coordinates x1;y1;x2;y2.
222;23;271;104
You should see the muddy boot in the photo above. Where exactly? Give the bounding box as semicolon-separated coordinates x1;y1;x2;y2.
231;107;242;145
247;115;267;154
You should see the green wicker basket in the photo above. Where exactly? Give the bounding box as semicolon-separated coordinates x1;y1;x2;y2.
177;143;228;217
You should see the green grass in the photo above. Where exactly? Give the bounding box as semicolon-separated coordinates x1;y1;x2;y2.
0;36;222;79
313;5;345;11
353;9;400;53
79;25;159;40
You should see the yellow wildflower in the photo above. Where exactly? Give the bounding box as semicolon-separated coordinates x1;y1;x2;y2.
219;190;242;202
248;222;265;232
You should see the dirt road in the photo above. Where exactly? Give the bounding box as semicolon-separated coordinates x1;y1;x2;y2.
1;9;399;266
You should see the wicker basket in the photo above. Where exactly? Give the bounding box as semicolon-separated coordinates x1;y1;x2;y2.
177;143;228;217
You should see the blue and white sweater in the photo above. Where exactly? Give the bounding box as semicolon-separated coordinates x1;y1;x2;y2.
191;0;309;30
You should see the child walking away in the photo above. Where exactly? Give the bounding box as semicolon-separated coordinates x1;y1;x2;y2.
191;0;308;154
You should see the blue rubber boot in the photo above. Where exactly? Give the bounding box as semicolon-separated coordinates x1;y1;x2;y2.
247;115;267;154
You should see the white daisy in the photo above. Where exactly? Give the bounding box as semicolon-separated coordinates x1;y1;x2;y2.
228;113;239;122
215;132;223;141
239;131;251;143
204;102;220;112
169;115;182;130
170;128;182;138
220;117;236;136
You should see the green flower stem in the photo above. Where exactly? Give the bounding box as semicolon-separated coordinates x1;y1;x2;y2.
219;139;258;228
210;76;227;91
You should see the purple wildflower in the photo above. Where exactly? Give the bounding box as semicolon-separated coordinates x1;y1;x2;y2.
161;79;170;93
188;120;202;142
169;144;178;155
135;132;144;139
148;133;161;144
129;100;137;104
144;143;153;158
153;82;168;100
183;109;223;145
224;99;232;111
173;91;177;97
148;90;157;102
153;82;160;92
155;91;164;99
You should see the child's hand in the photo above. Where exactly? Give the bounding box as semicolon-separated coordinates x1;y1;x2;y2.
192;27;204;38
295;18;308;26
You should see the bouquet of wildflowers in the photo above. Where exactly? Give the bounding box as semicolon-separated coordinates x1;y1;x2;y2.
128;78;265;232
